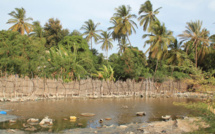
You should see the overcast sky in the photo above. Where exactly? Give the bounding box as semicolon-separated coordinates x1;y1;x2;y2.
0;0;214;56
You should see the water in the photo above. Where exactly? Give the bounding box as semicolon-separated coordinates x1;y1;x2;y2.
0;97;196;132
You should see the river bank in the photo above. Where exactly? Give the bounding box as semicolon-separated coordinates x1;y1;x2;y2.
0;91;214;103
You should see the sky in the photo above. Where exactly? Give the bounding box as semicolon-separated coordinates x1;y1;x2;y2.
0;0;215;56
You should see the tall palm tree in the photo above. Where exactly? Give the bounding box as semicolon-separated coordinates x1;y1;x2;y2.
117;38;129;54
198;29;211;64
7;7;33;35
179;20;211;67
143;21;175;74
108;18;124;41
111;5;137;46
138;0;161;32
80;19;101;49
97;31;113;58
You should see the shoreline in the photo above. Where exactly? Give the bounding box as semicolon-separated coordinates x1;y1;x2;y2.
0;91;214;103
0;117;208;134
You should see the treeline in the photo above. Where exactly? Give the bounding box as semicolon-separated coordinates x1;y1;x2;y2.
0;1;215;84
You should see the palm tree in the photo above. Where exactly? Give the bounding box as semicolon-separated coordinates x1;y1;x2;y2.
117;38;129;54
111;5;137;46
97;31;113;58
7;7;33;35
80;19;101;49
166;39;185;75
108;18;124;41
143;21;175;74
30;21;44;38
179;20;211;67
138;0;161;32
197;29;211;64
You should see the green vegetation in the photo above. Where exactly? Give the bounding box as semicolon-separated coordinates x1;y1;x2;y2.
44;18;69;48
2;1;215;87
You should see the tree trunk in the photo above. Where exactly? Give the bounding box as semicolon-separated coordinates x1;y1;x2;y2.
186;46;188;54
195;43;198;68
126;34;132;47
192;39;198;68
154;59;159;76
171;66;175;76
91;38;92;49
107;50;108;60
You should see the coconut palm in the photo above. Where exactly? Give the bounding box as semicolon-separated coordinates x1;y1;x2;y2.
7;7;33;35
97;31;113;58
138;0;161;32
111;5;137;46
80;19;101;49
117;38;129;54
165;39;185;75
179;20;211;67
143;21;175;74
30;21;44;38
198;29;211;64
108;18;124;41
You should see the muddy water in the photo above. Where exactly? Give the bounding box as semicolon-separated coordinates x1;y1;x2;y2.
0;98;196;132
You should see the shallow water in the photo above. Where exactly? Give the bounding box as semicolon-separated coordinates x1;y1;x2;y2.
0;97;196;132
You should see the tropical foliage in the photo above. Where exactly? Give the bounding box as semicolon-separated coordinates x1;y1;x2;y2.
143;21;175;74
111;5;137;46
92;65;115;81
98;31;113;58
80;19;101;49
179;20;211;67
0;5;214;85
46;44;90;81
44;18;69;48
7;7;33;35
0;30;45;77
138;0;161;32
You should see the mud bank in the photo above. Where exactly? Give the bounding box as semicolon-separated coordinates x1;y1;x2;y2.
63;117;208;134
0;117;208;134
